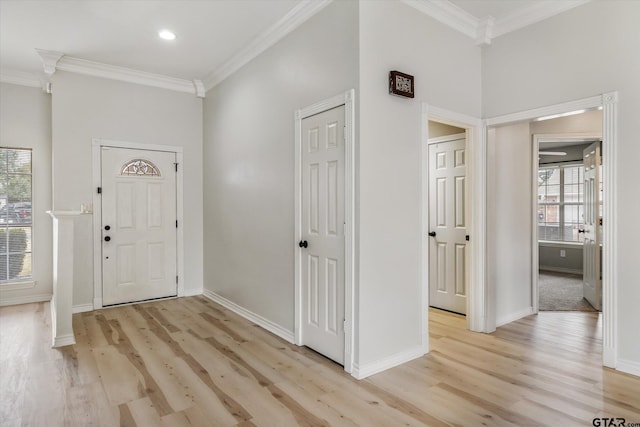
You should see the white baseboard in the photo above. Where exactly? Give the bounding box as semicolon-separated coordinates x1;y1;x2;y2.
617;358;640;377
72;303;94;314
183;287;203;297
539;266;582;275
0;293;52;307
202;290;294;344
52;333;76;348
352;345;427;380
496;307;535;327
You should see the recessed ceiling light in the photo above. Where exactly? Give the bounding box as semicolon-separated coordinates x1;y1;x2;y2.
158;30;176;41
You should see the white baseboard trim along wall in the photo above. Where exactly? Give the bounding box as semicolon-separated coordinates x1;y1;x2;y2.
352;345;427;380
617;359;640;377
72;303;94;314
496;307;535;328
202;290;295;344
0;293;51;307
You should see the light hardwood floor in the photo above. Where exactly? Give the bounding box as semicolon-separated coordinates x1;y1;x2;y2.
1;297;638;426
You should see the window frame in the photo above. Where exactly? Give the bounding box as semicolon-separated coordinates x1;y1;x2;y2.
0;147;34;284
538;162;584;243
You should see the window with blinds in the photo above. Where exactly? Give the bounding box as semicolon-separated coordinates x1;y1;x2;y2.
0;148;32;282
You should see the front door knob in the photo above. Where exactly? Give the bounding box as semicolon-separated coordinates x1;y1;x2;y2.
104;236;111;242
428;232;436;237
298;240;308;248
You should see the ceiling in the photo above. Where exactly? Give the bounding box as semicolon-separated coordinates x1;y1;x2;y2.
0;0;589;88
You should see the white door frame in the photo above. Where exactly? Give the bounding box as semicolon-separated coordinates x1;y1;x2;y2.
91;138;184;309
423;104;486;336
486;92;618;368
294;89;355;374
531;133;602;314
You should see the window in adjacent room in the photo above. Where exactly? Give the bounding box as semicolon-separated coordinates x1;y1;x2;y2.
538;164;584;242
0;148;32;282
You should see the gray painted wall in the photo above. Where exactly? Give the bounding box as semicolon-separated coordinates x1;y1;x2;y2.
202;1;359;333
539;244;583;274
51;72;203;306
0;83;53;305
482;0;640;365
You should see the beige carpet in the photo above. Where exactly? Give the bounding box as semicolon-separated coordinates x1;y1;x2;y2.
538;271;597;312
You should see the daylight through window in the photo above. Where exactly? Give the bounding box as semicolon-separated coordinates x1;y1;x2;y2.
538;164;584;242
0;148;32;282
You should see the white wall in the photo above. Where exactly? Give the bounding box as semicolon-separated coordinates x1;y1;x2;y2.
358;1;481;366
482;1;640;368
202;1;359;331
0;83;53;305
51;72;203;306
487;123;533;325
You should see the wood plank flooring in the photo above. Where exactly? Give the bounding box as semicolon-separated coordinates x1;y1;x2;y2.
1;297;638;426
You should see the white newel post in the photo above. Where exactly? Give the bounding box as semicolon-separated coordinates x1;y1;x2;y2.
47;210;84;347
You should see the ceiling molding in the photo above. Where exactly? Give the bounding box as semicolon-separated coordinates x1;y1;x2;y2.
202;0;333;91
0;70;42;88
46;54;202;97
400;0;477;39
35;49;64;76
492;0;591;39
402;0;591;45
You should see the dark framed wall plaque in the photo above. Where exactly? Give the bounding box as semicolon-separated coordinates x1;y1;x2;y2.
389;70;414;98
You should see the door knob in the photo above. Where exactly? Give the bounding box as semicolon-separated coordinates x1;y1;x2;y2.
578;229;585;233
104;225;111;231
298;240;308;248
104;236;111;242
428;232;436;237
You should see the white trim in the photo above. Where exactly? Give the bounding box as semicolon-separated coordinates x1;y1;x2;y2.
0;70;42;89
52;333;76;348
203;0;332;91
401;0;590;45
0;293;51;307
617;359;640;378
532;133;601;314
202;289;294;344
426;132;466;144
486;92;618;370
0;280;36;291
35;49;63;76
72;303;94;314
423;104;486;333
182;287;203;297
538;240;583;248
91;138;184;310
496;307;535;328
57;56;199;96
294;89;356;374
352;345;426;380
492;0;591;39
400;0;477;39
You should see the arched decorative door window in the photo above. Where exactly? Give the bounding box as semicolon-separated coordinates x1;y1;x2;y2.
120;159;161;177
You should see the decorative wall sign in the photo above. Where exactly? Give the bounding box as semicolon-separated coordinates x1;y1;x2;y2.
389;70;414;98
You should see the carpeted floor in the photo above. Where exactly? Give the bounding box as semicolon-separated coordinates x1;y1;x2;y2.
538;271;597;312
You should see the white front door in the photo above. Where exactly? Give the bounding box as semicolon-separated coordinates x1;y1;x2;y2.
101;147;177;306
300;105;345;364
428;135;468;315
583;142;602;310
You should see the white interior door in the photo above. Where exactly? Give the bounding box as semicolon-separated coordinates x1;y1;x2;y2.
582;142;601;310
428;135;468;315
300;105;345;364
101;147;177;306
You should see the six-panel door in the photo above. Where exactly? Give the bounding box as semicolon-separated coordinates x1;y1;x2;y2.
101;147;177;306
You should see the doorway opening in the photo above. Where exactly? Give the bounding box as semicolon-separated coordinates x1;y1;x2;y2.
485;92;617;369
426;121;468;316
533;110;603;313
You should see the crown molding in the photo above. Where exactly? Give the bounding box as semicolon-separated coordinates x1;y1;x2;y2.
402;0;591;46
35;49;64;76
492;0;591;39
202;0;333;91
55;56;200;96
0;70;42;88
400;0;477;39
